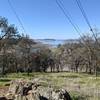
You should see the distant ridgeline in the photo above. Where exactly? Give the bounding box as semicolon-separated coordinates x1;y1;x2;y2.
35;39;79;47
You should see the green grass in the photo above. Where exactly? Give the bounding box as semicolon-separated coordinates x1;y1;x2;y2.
0;72;100;100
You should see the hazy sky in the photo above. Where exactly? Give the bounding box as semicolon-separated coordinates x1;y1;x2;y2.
0;0;100;39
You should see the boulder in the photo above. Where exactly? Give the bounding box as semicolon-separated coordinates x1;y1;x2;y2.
8;80;34;96
52;89;72;100
14;94;27;100
26;91;40;100
0;96;7;100
6;93;15;100
3;79;72;100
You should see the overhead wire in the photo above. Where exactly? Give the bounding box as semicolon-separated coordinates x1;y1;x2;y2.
75;0;92;31
56;0;92;50
56;0;81;37
56;0;99;77
8;0;26;34
75;0;98;43
56;0;87;43
75;0;99;77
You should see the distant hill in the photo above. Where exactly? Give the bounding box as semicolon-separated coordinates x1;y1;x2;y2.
35;39;79;47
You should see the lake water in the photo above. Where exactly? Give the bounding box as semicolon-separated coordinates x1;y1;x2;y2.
36;39;65;47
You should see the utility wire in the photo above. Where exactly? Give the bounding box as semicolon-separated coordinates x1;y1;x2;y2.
58;0;82;34
75;0;99;77
56;0;92;50
56;0;81;36
56;0;87;43
8;0;26;34
56;0;99;68
75;0;98;42
75;0;92;31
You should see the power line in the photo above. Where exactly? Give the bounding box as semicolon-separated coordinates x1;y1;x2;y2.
56;0;83;41
59;0;82;33
75;0;99;77
75;0;99;44
56;0;87;44
56;0;93;50
56;0;81;36
75;0;95;35
8;0;26;34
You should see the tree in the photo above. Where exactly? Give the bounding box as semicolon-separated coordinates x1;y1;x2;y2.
0;17;20;75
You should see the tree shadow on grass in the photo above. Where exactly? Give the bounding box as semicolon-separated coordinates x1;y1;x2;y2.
58;75;81;78
0;78;11;82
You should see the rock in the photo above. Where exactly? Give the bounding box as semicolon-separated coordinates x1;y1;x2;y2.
22;82;33;95
38;87;53;99
0;96;7;100
26;91;40;100
8;80;33;96
6;93;14;100
3;79;72;100
39;96;48;100
35;86;72;100
14;94;27;100
8;80;19;94
52;89;72;100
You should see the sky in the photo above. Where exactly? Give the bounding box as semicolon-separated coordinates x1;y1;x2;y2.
0;0;100;39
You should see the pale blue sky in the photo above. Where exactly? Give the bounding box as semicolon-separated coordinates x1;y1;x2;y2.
0;0;100;39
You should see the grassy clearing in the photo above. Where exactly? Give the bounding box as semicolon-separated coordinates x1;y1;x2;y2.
0;72;100;100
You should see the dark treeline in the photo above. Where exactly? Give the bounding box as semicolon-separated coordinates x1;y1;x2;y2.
0;17;100;76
